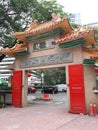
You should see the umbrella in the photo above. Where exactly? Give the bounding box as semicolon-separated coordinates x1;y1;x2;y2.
0;78;8;85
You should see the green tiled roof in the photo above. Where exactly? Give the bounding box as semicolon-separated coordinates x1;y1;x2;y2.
59;38;84;49
26;28;64;41
14;51;29;57
83;59;96;65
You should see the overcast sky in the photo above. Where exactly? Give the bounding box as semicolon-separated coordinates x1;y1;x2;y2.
57;0;98;25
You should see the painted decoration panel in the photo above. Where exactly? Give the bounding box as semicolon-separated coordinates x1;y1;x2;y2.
20;52;72;68
33;39;55;51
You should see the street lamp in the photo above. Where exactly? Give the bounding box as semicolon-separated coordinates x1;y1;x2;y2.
41;71;44;88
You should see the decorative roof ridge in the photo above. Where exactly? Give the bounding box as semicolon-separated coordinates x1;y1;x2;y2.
13;14;68;38
13;13;68;37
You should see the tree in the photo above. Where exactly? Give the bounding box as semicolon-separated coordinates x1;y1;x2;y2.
37;67;66;85
93;27;98;49
94;27;98;40
0;0;67;47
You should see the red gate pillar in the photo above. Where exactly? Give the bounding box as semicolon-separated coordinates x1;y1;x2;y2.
12;70;22;107
68;64;86;114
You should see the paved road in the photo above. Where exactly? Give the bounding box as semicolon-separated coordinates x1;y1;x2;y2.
28;91;68;108
0;91;98;130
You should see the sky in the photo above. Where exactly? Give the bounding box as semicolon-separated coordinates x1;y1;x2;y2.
57;0;98;25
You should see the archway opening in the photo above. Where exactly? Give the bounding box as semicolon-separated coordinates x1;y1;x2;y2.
27;67;68;109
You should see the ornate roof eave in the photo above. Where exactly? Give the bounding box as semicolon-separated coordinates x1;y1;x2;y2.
55;27;97;47
83;29;97;46
0;42;28;56
82;47;98;59
13;17;73;42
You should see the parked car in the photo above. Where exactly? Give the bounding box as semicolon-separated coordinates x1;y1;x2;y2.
41;86;58;94
28;87;37;94
55;84;67;92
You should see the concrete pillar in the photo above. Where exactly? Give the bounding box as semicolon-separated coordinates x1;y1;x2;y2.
83;65;96;113
22;70;28;107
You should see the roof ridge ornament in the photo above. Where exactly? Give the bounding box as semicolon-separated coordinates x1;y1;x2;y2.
51;13;62;22
26;19;38;31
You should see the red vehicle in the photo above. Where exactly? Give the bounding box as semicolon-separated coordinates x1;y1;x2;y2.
28;87;37;94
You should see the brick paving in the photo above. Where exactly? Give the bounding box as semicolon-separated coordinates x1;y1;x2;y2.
0;104;98;130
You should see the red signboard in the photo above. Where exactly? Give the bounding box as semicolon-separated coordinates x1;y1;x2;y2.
12;70;22;107
68;64;86;114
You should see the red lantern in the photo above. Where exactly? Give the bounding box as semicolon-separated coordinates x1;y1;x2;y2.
28;73;31;77
95;67;98;73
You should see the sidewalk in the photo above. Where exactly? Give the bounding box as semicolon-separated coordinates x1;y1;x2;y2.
0;103;98;130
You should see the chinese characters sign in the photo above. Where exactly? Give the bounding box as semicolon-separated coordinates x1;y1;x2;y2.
20;52;72;68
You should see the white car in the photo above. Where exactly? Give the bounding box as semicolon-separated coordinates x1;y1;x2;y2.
56;84;67;92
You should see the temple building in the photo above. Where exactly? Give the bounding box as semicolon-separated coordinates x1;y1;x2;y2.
0;13;98;114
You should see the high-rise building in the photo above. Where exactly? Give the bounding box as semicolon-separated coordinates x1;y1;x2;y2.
69;13;81;25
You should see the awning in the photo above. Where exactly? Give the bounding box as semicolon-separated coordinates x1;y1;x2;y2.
59;38;84;49
0;78;7;85
83;59;96;65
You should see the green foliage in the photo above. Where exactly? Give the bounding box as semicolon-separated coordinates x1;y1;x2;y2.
92;27;98;48
0;0;67;47
71;23;79;29
94;27;98;40
37;67;66;85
